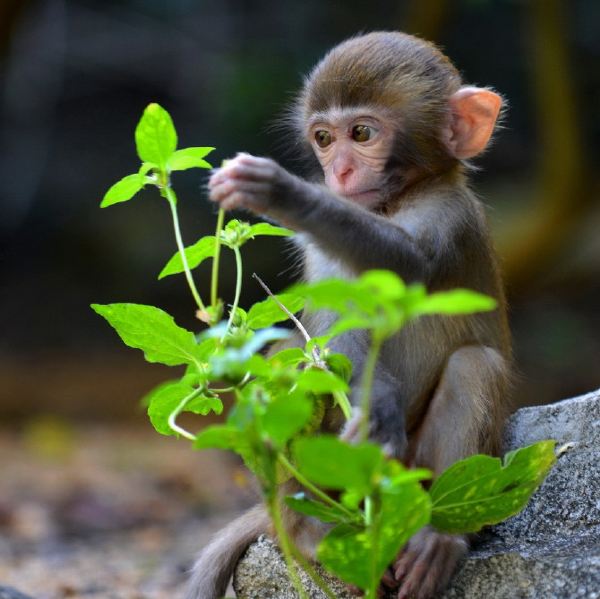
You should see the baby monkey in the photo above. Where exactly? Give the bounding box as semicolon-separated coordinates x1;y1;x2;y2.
188;31;512;599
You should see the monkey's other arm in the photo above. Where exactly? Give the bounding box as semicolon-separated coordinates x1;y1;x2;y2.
208;154;431;283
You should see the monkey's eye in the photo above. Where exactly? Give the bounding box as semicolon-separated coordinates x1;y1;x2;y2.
314;130;332;148
351;125;373;142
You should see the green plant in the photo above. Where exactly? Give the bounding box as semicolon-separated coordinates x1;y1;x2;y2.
93;103;556;599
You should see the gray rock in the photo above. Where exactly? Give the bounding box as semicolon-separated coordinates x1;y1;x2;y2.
234;389;600;598
233;535;356;599
0;587;36;599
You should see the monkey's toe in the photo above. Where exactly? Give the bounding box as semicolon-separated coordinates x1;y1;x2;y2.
393;527;467;599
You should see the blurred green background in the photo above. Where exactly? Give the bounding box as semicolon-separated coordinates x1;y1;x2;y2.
1;0;599;421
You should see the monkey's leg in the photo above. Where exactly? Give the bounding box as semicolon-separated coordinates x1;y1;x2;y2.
393;345;509;599
186;504;270;599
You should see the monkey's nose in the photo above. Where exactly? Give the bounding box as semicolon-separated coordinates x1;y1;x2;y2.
333;162;354;186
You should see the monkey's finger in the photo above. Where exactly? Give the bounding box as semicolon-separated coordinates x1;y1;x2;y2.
235;153;277;169
393;549;417;581
208;161;239;186
396;559;428;599
219;191;271;215
417;539;453;599
381;567;400;589
219;194;246;212
425;536;467;597
209;179;267;203
210;155;276;186
396;536;438;599
224;163;272;183
394;531;435;581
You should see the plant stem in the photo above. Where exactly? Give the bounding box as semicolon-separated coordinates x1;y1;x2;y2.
366;494;382;599
222;245;243;339
165;187;205;312
364;496;373;526
359;334;383;443
288;543;338;599
268;493;308;599
252;272;313;342
167;387;203;441
252;272;324;367
252;272;351;420
277;454;355;519
332;390;352;421
210;208;225;308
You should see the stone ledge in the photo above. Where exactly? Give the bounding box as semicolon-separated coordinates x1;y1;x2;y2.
234;389;600;599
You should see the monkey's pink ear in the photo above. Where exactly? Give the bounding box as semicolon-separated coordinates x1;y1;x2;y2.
444;87;502;159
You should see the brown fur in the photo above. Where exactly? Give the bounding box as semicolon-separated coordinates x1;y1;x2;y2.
190;31;512;599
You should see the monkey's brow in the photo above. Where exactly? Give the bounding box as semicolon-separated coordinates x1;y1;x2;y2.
307;106;380;127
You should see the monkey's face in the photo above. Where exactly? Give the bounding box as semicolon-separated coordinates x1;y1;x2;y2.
307;107;395;209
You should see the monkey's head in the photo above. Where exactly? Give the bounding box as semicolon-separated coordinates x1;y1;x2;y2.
294;31;503;210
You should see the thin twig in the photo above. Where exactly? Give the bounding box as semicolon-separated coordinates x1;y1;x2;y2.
252;272;323;366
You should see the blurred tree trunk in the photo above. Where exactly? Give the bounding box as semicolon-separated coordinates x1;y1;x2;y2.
0;0;29;57
403;0;449;40
402;0;596;294
498;0;592;293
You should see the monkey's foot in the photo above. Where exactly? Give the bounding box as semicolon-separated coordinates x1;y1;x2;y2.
390;527;467;599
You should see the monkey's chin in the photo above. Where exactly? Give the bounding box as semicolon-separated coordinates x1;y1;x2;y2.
343;189;382;209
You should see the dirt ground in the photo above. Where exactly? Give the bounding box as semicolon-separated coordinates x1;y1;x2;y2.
0;422;255;598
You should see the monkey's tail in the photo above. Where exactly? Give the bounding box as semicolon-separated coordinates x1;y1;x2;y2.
185;504;270;599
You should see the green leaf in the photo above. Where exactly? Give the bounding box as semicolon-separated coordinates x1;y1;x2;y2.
218;221;293;248
194;423;260;475
292;279;367;314
294;437;383;493
146;380;193;436
247;223;294;238
135;103;177;169
140;378;178;408
268;347;307;368
167;147;214;171
145;381;221;436
325;353;353;382
187;394;224;416
193;338;219;362
262;394;313;447
159;236;217;279
194;425;245;451
328;314;376;337
285;493;356;524
139;162;157;178
317;479;430;590
235;355;268;377
219;219;252;248
295;368;349;394
247;293;306;329
409;289;497;317
208;328;291;378
91;303;202;366
359;270;406;300
101;174;144;207
430;441;557;534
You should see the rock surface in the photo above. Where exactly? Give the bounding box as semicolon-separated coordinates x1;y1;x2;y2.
0;587;35;599
233;389;600;598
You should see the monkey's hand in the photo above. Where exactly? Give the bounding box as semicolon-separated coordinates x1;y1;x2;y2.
208;153;302;218
388;526;468;599
340;405;407;460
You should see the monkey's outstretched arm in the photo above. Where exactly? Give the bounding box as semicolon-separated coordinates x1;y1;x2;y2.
186;504;270;599
208;154;437;282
